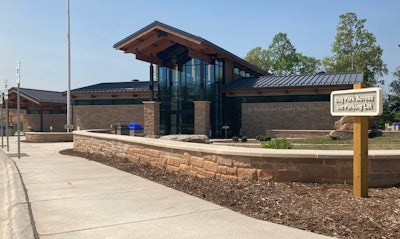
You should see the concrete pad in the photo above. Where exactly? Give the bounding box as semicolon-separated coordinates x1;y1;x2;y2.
4;137;333;239
31;187;224;235
0;157;9;239
39;208;332;239
26;174;168;202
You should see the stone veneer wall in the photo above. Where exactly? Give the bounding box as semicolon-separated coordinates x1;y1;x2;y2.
24;114;40;132
73;131;400;187
143;101;159;137
23;114;65;132
73;105;144;130
242;102;340;137
25;132;73;142
194;101;210;136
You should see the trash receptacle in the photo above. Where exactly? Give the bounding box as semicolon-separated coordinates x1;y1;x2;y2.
112;123;130;135
0;125;15;136
128;123;143;136
395;122;400;131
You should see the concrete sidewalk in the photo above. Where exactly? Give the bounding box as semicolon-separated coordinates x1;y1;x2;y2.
1;136;334;239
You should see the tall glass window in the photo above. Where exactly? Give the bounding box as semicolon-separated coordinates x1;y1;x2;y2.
158;58;224;136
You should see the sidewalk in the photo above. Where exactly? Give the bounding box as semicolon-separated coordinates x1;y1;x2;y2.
1;136;334;239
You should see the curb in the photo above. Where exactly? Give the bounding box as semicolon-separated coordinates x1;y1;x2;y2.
1;151;36;239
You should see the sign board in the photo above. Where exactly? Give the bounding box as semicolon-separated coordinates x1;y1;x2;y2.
330;88;383;116
222;126;230;130
64;124;74;130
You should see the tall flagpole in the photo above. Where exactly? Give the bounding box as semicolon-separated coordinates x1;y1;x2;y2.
4;79;9;152
66;0;72;132
16;62;21;158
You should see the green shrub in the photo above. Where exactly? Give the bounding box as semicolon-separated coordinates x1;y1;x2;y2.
256;135;271;142
262;138;292;149
232;136;239;142
240;136;248;142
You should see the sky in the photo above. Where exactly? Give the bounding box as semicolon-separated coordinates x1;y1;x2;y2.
1;0;399;92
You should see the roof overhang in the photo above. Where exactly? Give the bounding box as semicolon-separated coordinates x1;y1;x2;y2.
114;21;268;76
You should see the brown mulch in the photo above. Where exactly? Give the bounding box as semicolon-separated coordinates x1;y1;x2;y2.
60;149;400;239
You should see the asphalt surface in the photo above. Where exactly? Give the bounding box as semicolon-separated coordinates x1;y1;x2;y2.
1;136;335;238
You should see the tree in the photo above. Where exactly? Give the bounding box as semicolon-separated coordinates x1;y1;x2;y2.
322;12;388;86
245;33;320;76
295;54;321;75
374;67;400;128
388;67;400;114
268;33;298;75
244;47;270;72
390;67;400;95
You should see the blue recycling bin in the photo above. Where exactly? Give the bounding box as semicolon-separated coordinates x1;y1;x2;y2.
128;123;144;136
0;125;14;136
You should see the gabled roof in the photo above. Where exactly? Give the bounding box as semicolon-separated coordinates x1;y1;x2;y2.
71;81;156;94
9;87;66;104
223;72;363;91
114;21;268;76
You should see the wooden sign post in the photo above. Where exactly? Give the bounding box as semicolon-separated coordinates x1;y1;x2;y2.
352;83;369;197
330;83;383;198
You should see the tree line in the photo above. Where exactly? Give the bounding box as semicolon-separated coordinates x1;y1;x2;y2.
244;12;399;126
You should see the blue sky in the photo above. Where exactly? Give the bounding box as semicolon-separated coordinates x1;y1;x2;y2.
1;0;399;92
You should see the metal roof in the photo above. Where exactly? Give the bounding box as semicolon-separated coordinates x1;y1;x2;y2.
223;72;363;91
9;88;66;104
71;81;156;94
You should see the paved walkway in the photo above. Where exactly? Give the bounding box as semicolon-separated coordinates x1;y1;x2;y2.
1;136;334;238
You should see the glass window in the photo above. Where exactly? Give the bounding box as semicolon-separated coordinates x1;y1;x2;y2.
74;100;92;105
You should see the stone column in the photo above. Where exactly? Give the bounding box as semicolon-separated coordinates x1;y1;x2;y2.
194;101;210;136
143;101;160;137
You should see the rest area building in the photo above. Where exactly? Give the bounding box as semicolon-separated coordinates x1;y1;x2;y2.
7;21;361;137
109;21;361;137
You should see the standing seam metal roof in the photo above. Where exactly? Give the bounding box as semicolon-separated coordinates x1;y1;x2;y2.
71;81;157;94
10;88;66;104
223;72;363;90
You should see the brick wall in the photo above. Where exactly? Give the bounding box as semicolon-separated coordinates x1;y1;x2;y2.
242;102;340;137
73;105;144;130
73;131;400;187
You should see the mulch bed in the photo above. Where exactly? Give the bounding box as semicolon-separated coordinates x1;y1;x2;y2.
60;149;400;239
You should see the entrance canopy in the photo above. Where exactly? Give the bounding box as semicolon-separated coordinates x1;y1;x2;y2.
113;21;267;76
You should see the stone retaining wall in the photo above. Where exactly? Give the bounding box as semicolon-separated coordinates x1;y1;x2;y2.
25;132;73;143
73;131;400;187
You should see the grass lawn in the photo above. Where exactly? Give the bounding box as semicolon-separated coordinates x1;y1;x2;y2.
287;134;400;150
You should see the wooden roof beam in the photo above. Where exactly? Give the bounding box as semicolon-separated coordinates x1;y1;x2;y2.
136;53;163;65
140;38;175;55
188;48;212;64
133;32;164;52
